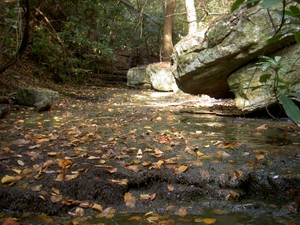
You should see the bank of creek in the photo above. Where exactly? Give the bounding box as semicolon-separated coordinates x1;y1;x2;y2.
0;84;299;225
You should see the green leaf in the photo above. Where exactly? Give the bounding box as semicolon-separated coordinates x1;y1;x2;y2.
231;0;245;12
259;74;272;83
260;0;282;8
279;93;300;122
292;0;300;3
295;31;300;44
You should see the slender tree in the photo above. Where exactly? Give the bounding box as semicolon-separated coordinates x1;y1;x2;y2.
185;0;197;35
162;0;176;62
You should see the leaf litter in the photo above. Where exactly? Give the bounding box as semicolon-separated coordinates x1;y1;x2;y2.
0;85;300;224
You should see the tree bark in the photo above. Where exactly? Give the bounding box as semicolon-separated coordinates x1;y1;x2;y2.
162;0;176;62
186;0;197;35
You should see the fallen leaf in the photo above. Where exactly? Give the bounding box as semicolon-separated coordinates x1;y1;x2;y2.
11;168;22;175
50;195;63;203
174;165;189;174
128;216;142;221
108;179;128;186
167;184;175;192
96;207;115;219
125;165;141;173
255;153;265;160
92;203;103;212
140;193;156;201
29;144;41;150
105;166;118;174
47;152;62;156
203;218;217;224
1;175;22;184
124;192;136;208
75;207;84;217
17;160;25;166
32;184;43;192
256;124;268;130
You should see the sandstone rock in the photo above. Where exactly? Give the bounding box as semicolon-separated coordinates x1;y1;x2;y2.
127;65;151;88
228;44;300;112
146;62;178;92
172;6;299;98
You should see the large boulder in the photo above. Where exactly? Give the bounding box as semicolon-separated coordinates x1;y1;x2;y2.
127;65;151;88
127;63;178;92
15;87;59;112
146;62;178;92
172;6;299;98
228;44;300;112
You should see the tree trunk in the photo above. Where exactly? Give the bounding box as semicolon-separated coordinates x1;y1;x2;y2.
186;0;197;35
162;0;176;62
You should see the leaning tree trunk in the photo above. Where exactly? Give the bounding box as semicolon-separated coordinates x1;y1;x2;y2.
186;0;197;35
0;0;30;74
162;0;176;62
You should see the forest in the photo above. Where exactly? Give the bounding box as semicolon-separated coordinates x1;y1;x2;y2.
0;0;300;225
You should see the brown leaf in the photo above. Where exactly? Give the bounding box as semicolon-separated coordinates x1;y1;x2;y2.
174;165;189;174
128;216;142;221
167;184;175;192
108;179;128;186
140;193;156;201
105;166;118;174
124;192;136;208
125;165;141;173
32;184;43;192
96;207;115;219
75;207;84;217
92;203;103;212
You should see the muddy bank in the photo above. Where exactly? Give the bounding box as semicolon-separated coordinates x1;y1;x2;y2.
0;85;299;224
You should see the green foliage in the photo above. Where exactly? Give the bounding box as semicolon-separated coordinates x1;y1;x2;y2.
256;56;300;123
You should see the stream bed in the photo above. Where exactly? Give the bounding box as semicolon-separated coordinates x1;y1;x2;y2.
0;86;299;225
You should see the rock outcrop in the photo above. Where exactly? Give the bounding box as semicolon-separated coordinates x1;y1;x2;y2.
172;6;299;98
228;44;300;111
